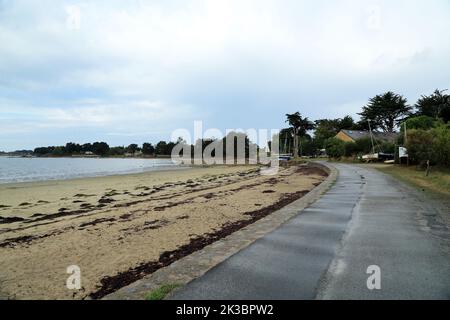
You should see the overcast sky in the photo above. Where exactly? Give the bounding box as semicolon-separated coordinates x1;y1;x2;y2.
1;0;449;150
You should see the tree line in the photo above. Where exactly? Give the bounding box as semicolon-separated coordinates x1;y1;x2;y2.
32;132;255;159
33;141;175;157
283;89;450;166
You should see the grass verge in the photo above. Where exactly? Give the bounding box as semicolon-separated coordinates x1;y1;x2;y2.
376;165;450;198
145;284;181;300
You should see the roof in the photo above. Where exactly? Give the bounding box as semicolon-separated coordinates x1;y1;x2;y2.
340;130;398;142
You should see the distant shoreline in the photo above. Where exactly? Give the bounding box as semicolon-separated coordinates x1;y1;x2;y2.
0;157;182;185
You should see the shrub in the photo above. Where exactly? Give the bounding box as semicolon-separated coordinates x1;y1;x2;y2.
406;129;436;165
380;142;395;154
431;125;450;166
325;138;345;159
354;137;375;154
406;124;450;166
344;142;357;157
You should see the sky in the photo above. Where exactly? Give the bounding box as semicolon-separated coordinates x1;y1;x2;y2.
1;0;450;151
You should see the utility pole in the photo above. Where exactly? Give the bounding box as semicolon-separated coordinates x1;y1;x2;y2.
404;121;409;166
404;121;407;145
368;120;376;154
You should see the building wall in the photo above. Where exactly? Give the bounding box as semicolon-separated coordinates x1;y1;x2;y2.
335;131;355;142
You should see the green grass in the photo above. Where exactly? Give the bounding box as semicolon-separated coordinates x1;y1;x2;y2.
145;284;181;300
376;165;450;198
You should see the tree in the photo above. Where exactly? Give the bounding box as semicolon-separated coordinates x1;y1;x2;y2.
401;115;437;131
52;146;65;156
166;142;176;155
415;89;450;123
92;142;110;156
34;147;51;156
142;143;155;155
314;119;340;147
300;135;320;157
155;141;168;155
359;91;412;132
277;128;294;154
221;132;254;162
314;116;358;148
340;115;358;130
81;143;93;153
126;144;139;154
325;138;345;159
285;112;315;157
65;142;82;155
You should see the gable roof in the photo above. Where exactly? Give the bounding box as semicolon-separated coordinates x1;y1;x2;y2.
340;130;398;142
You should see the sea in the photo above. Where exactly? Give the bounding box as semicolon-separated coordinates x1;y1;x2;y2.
0;157;180;184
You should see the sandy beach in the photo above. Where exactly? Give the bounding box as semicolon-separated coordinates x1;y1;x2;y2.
0;163;327;300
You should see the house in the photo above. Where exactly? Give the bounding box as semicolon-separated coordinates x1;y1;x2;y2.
335;130;398;143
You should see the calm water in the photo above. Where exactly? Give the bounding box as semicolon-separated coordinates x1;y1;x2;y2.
0;157;180;184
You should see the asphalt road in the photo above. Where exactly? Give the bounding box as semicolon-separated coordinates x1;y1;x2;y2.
171;163;450;300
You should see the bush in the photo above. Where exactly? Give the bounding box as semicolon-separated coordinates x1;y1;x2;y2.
431;125;450;166
380;142;395;154
344;142;357;157
355;137;375;154
325;138;391;159
300;137;320;157
405;124;450;166
92;142;110;156
406;129;437;165
325;138;345;158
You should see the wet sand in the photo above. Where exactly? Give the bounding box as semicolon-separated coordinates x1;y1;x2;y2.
0;163;327;300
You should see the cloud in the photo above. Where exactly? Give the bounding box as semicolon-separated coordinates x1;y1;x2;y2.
1;0;450;150
0;98;199;132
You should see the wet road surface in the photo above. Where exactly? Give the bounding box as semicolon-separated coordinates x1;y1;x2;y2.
171;163;450;300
